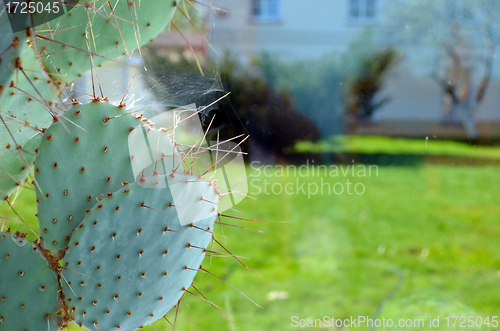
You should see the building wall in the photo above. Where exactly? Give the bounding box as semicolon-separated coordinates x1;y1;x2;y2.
207;0;500;128
209;0;367;61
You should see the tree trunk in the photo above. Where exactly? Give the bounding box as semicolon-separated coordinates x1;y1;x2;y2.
456;102;478;139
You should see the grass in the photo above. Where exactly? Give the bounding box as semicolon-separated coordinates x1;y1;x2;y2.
2;162;500;330
295;135;500;160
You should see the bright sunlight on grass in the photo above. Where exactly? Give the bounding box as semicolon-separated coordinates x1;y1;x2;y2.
296;136;500;160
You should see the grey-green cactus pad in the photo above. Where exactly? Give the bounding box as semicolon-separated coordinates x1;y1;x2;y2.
0;233;60;331
0;10;25;98
0;37;59;139
35;101;143;252
37;0;176;85
0;14;60;202
61;175;216;330
0;135;39;203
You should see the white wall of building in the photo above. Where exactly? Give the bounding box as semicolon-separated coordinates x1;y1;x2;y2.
207;0;500;122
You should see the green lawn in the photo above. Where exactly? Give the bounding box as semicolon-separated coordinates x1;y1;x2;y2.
296;135;500;160
2;163;499;330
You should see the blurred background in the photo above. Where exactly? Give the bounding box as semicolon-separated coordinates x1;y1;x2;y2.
3;0;500;330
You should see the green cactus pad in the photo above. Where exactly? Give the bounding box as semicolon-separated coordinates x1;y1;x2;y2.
0;11;26;99
35;101;143;253
61;174;217;331
0;22;60;202
0;29;60;145
36;0;176;85
1;0;178;202
0;135;39;203
0;232;60;331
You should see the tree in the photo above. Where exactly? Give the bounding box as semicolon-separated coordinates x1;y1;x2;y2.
343;30;400;132
382;0;500;138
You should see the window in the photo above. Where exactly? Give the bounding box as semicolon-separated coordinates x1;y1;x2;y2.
250;0;281;22
349;0;378;23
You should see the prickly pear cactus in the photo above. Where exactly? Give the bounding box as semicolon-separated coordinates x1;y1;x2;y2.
62;176;216;330
0;0;178;202
0;232;60;331
36;0;177;85
0;2;261;330
0;9;59;202
35;101;143;253
0;13;24;97
32;98;221;329
0;136;39;203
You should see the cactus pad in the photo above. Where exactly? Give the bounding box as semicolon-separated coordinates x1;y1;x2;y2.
0;135;39;203
61;174;217;330
0;12;25;99
37;0;176;85
35;101;144;252
0;17;60;202
0;232;60;331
